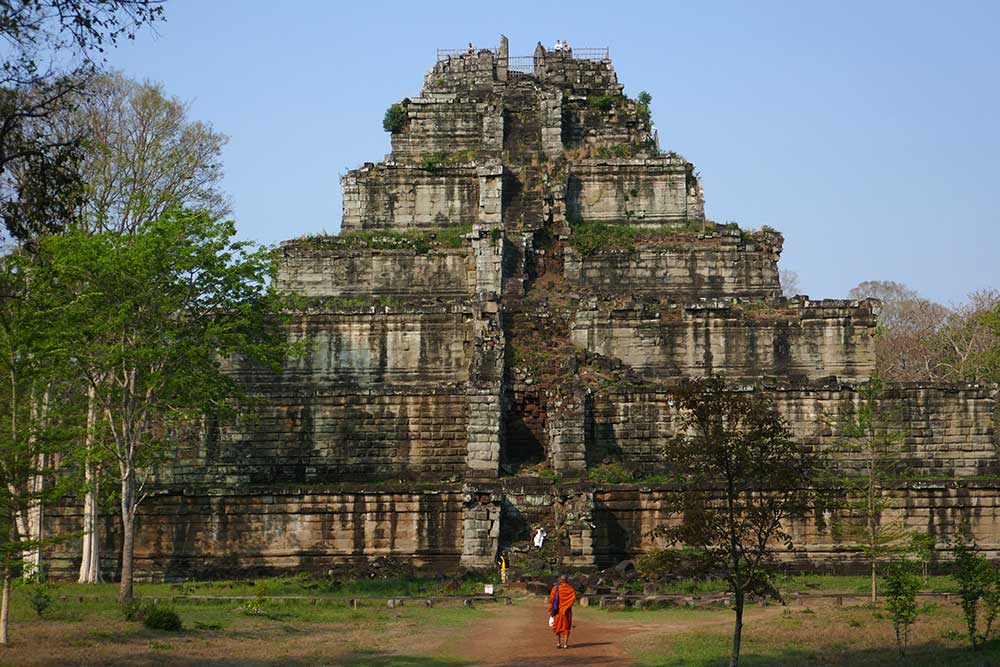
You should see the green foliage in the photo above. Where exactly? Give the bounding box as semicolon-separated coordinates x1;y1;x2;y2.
22;566;55;617
32;208;298;602
143;604;183;631
587;463;633;484
636;90;652;124
383;100;409;133
884;561;922;655
594;143;640;159
652;376;820;667
120;595;147;621
952;525;1000;651
587;94;616;111
421;148;475;170
567;220;714;256
831;375;912;601
297;226;471;255
239;588;273;617
568;221;640;255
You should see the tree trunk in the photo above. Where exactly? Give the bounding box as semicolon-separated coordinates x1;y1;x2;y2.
0;565;10;646
78;386;101;584
119;511;134;603
23;384;50;573
730;589;744;667
118;472;136;603
870;559;877;603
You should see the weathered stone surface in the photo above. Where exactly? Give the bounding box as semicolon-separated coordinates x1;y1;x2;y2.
277;244;474;299
572;299;878;384
44;40;1000;581
588;384;999;478
567;157;701;226
563;230;781;300
342;164;479;231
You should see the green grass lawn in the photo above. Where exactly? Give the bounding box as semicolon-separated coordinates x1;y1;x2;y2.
615;598;1000;667
646;573;958;596
48;572;503;601
6;581;490;666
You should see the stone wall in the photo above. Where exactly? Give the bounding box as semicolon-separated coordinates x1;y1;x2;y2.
587;384;999;477
563;230;782;299
341;164;480;231
277;244;474;299
567;157;701;225
390;97;484;162
591;481;1000;569
572;299;878;384
46;487;467;580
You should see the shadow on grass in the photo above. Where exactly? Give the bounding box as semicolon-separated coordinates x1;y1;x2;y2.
643;638;1000;667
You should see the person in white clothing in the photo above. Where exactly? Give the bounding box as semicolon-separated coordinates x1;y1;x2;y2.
533;527;547;549
553;40;563;51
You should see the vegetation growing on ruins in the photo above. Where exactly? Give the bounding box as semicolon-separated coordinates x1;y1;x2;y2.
382;98;410;133
568;220;718;255
729;301;800;321
587;94;617;111
421;148;476;170
294;225;472;254
636;91;653;125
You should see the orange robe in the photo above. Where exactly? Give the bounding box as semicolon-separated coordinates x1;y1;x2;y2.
548;582;576;636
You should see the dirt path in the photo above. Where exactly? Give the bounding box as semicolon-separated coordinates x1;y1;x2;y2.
454;602;638;667
452;598;789;667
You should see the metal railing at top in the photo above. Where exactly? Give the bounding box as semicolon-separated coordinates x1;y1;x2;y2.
435;47;610;63
436;48;478;60
570;47;610;61
505;55;535;73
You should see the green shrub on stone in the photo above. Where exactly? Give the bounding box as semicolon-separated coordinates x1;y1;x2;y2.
383;100;409;133
587;463;632;484
636;90;652;125
587;94;616;112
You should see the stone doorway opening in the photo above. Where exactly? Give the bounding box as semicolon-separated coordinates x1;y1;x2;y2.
501;394;547;473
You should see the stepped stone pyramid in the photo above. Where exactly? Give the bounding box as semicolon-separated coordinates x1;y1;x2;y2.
50;39;999;578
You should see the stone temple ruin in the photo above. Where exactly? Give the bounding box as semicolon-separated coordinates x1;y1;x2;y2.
52;38;998;578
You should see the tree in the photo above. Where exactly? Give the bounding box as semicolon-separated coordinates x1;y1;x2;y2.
68;72;230;234
927;289;1000;383
779;269;799;298
0;251;81;645
849;280;950;382
37;209;292;602
0;1;166;243
952;523;1000;651
884;561;921;656
832;375;912;602
56;71;229;582
653;377;818;667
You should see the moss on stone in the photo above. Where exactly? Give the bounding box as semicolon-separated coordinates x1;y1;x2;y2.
293;225;472;254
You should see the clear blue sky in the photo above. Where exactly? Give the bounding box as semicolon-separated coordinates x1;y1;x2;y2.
103;0;998;304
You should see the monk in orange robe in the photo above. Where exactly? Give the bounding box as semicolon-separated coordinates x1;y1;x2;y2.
548;574;577;648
